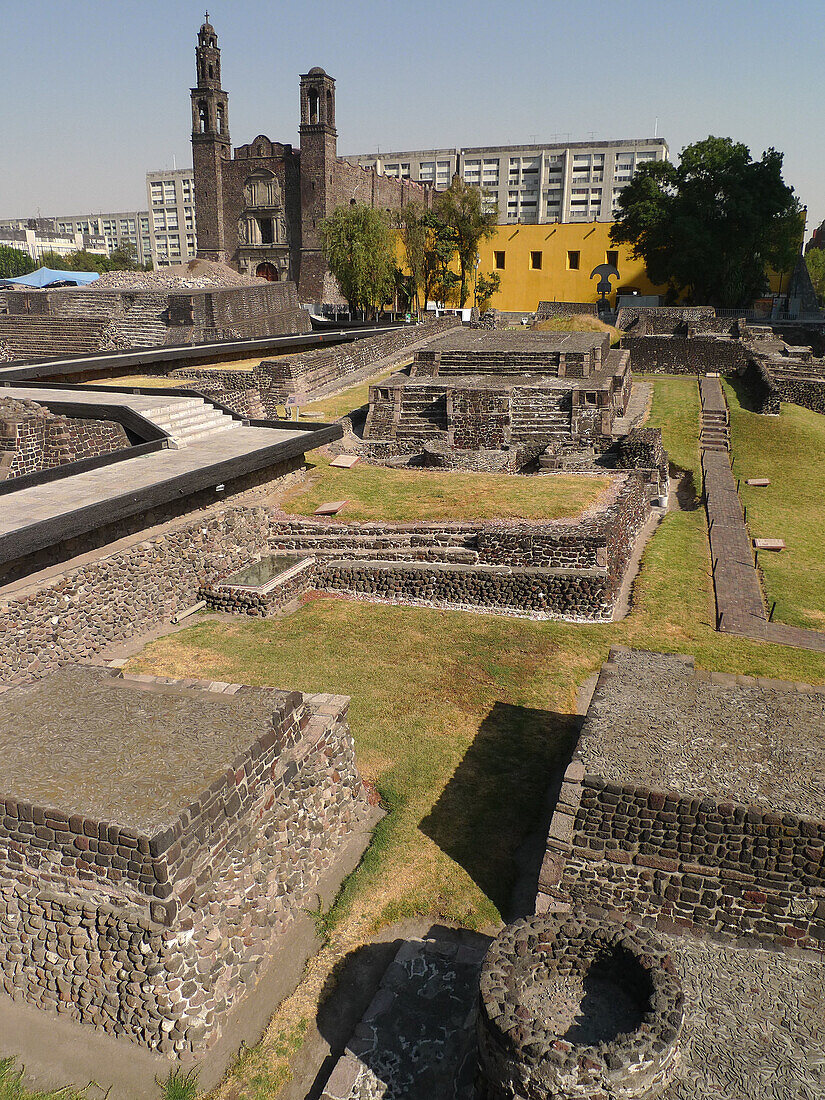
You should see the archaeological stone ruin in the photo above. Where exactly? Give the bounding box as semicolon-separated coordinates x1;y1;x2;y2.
0;668;370;1057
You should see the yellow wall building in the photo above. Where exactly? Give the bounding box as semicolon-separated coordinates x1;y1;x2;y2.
476;222;666;313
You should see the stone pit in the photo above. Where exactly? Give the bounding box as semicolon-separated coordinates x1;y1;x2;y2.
477;910;684;1100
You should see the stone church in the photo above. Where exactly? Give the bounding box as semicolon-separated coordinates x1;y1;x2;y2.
191;16;431;304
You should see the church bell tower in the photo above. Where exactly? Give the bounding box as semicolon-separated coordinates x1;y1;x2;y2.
191;14;231;261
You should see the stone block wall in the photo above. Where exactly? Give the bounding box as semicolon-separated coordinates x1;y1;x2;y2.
741;358;781;415
538;660;825;953
318;559;613;620
0;465;304;684
616;306;717;334
0;678;369;1052
260;318;460;401
556;776;825;952
622;335;749;374
0;398;130;481
535;302;598;321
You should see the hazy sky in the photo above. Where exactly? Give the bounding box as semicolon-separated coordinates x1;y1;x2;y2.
2;0;823;236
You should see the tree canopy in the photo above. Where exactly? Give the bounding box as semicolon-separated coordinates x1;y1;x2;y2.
433;178;497;308
610;136;802;308
321;203;396;316
0;246;36;279
806;248;825;304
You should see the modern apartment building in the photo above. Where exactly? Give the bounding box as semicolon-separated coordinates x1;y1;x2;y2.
344;138;669;224
50;211;153;265
0;221;109;263
145;168;197;268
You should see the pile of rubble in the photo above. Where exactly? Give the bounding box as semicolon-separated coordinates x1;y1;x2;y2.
91;258;266;291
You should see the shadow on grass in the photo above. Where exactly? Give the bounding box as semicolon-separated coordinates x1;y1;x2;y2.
420;701;579;921
725;371;764;414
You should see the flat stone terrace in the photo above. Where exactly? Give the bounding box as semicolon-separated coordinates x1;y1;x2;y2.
0;668;285;829
425;330;608;354
0;385;338;565
576;649;825;818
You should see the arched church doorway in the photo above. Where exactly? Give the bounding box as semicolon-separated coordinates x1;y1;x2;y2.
256;263;280;282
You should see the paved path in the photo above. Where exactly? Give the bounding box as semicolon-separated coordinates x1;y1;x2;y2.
0;385;330;563
700;376;825;653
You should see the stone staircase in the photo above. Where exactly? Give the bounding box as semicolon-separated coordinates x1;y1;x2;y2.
270;523;478;564
700;405;730;453
0;317;109;360
435;351;561;377
141;397;242;448
395;389;449;439
509;394;571;446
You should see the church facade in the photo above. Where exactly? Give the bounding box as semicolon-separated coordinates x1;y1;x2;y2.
190;17;431;304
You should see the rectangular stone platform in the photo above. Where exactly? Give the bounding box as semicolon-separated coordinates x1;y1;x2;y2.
538;649;825;950
0;668;370;1059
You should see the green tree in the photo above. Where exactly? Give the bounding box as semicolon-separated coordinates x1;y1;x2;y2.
321;203;396;318
475;270;501;313
433;178;498;308
610;136;802;308
805;248;825;303
0;246;36;279
395;203;428;315
421;214;460;308
36;250;69;270
108;239;140;270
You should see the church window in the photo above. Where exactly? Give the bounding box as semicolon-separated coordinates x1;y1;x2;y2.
308;88;319;125
197;101;208;133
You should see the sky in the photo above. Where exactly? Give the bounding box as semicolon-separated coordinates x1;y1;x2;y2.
2;0;823;237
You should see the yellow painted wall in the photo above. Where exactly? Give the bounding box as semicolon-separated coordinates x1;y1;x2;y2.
476;223;666;313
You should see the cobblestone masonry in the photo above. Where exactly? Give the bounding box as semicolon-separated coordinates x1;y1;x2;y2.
249;473;647;620
478;911;684;1100
537;650;825;952
0;470;649;684
0;397;129;481
0;669;369;1054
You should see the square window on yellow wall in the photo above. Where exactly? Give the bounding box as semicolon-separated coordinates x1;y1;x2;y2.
530;251;542;270
606;250;619;267
494;251;505;270
567;251;580;270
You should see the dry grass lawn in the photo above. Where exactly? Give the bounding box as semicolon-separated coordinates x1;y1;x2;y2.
280;453;610;522
123;375;825;1098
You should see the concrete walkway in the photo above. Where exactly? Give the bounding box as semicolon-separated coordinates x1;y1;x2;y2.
700;375;825;653
0;385;337;564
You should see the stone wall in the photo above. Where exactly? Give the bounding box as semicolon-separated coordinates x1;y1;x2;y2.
0;398;130;481
622;334;749;374
260;318;460;402
538;657;825;953
741;358;781;415
616;306;717;334
556;775;825;952
535;302;598;321
0;466;304;683
0;675;369;1053
0;284;310;359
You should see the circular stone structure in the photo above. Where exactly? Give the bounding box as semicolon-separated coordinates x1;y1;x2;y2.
477;910;684;1099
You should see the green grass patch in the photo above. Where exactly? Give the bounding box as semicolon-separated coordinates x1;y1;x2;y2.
281;452;608;522
725;380;825;630
0;1057;90;1100
637;373;701;482
128;376;825;1097
299;362;412;422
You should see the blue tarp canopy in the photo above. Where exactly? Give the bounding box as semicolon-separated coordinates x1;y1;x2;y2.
0;267;100;288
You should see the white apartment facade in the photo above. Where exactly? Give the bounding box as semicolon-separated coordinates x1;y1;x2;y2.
344;138;669;224
0;223;109;263
145;168;197;268
50;211;152;265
